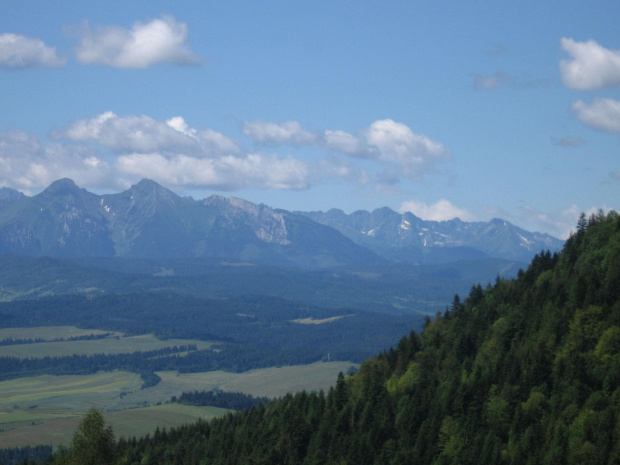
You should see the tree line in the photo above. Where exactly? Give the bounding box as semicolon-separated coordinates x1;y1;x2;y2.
0;292;422;376
0;333;114;346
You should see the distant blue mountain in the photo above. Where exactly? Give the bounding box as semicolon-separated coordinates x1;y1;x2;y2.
298;208;564;263
0;179;563;267
0;179;383;268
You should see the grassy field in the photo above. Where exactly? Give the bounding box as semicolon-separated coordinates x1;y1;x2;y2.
0;329;215;359
0;404;230;448
0;362;356;448
0;362;351;448
0;326;115;341
0;326;356;450
0;371;142;410
291;314;354;325
0;361;356;412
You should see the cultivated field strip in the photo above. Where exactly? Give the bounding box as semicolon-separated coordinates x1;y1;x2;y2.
0;328;215;359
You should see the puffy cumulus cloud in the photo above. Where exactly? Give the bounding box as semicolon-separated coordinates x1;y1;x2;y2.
560;38;620;90
1;126;310;192
6;113;451;195
46;112;313;191
243;118;450;181
0;33;65;68
323;130;366;155
116;153;309;190
399;199;474;222
72;15;201;68
362;119;451;179
52;112;241;156
0;131;110;191
242;120;318;145
572;98;620;133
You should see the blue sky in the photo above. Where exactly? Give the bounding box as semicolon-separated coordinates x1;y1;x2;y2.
1;1;619;238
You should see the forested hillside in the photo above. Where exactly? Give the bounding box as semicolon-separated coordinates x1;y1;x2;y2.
38;211;620;464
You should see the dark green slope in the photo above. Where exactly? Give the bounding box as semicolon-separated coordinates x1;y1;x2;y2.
73;211;619;465
0;253;521;314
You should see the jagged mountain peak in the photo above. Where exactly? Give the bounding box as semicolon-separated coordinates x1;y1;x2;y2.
202;194;227;204
0;186;26;204
131;178;165;191
202;195;276;217
228;196;264;211
490;218;509;226
40;178;81;195
299;208;564;263
126;179;179;199
371;206;401;217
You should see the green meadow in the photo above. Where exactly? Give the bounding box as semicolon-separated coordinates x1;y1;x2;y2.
0;404;230;449
0;327;356;448
0;327;215;359
0;326;113;341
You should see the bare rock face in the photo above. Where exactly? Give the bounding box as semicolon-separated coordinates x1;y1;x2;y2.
201;195;290;245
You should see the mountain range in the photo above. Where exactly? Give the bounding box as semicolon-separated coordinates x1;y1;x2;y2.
299;208;562;263
0;179;563;267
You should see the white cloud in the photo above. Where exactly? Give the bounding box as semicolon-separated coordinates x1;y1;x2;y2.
2;110;316;192
72;15;201;68
572;98;620;133
116;153;309;190
560;38;620;90
243;118;450;182
242;120;318;145
362;119;451;179
52;112;241;156
316;157;359;180
1;126;310;192
5;113;451;195
0;131;110;191
0;33;65;68
399;199;474;222
324;129;366;155
166;116;197;138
